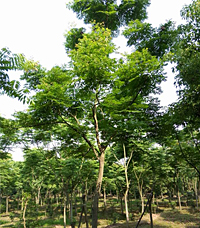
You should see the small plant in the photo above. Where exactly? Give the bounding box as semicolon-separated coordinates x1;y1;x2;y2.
170;201;176;209
152;203;157;213
14;221;23;228
9;212;15;222
112;212;120;224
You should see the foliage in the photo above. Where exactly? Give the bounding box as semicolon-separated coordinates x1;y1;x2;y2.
67;0;150;36
123;20;178;58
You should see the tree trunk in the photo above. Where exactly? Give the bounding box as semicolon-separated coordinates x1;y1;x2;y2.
103;186;107;209
74;191;77;216
177;189;182;210
23;199;28;228
21;196;24;211
124;164;129;222
149;193;153;228
36;187;41;205
124;189;129;222
138;184;144;213
63;195;67;228
70;194;75;228
198;176;200;207
92;152;105;228
120;197;124;215
78;192;89;228
6;196;9;214
194;178;198;209
141;195;144;214
56;194;59;206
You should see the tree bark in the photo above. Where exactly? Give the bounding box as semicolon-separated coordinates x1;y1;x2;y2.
123;144;132;223
149;193;153;228
124;189;129;222
36;187;41;205
63;195;67;228
78;193;89;228
194;178;198;209
198;176;200;207
103;186;107;210
177;189;182;210
6;196;9;214
92;152;105;228
23;199;28;228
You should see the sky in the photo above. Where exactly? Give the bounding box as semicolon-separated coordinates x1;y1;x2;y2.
0;0;192;160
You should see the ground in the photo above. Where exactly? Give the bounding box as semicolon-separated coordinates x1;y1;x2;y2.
1;199;200;227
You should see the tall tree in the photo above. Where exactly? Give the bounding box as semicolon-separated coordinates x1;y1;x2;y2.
17;22;164;227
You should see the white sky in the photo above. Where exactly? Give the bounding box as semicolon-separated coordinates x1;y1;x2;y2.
0;0;192;160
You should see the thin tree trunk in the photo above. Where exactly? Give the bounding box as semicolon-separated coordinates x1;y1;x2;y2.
21;196;24;211
124;189;129;222
78;193;89;228
74;191;77;216
149;193;153;228
36;187;41;205
63;195;67;228
23;200;28;228
141;194;144;214
177;189;182;210
6;196;9;214
70;194;75;228
103;186;107;209
136;192;153;228
198;176;200;207
194;178;198;209
133;164;144;213
123;144;132;223
56;194;59;206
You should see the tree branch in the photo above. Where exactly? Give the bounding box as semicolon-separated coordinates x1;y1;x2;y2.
59;113;100;160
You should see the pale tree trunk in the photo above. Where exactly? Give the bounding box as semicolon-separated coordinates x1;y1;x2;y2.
194;178;198;209
6;196;9;214
177;188;182;210
23;199;28;228
123;144;133;223
161;191;164;200
63;194;67;228
139;186;144;214
56;194;59;206
124;190;129;222
198;176;200;206
113;145;133;222
134;169;144;213
176;171;182;210
36;187;41;205
21;196;24;211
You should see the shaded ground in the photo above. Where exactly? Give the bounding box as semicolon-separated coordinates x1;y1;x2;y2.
1;199;200;228
103;208;200;228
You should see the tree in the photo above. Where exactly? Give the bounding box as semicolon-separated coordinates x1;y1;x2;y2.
16;22;165;227
0;47;22;97
67;0;150;36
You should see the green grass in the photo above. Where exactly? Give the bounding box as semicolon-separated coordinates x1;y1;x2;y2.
1;197;200;228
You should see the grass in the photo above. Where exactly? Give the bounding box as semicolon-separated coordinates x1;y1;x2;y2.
1;198;200;227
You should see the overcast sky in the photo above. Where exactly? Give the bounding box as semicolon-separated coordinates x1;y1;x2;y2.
0;0;192;160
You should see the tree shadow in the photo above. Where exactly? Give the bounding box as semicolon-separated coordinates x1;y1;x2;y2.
104;221;170;228
160;209;200;227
